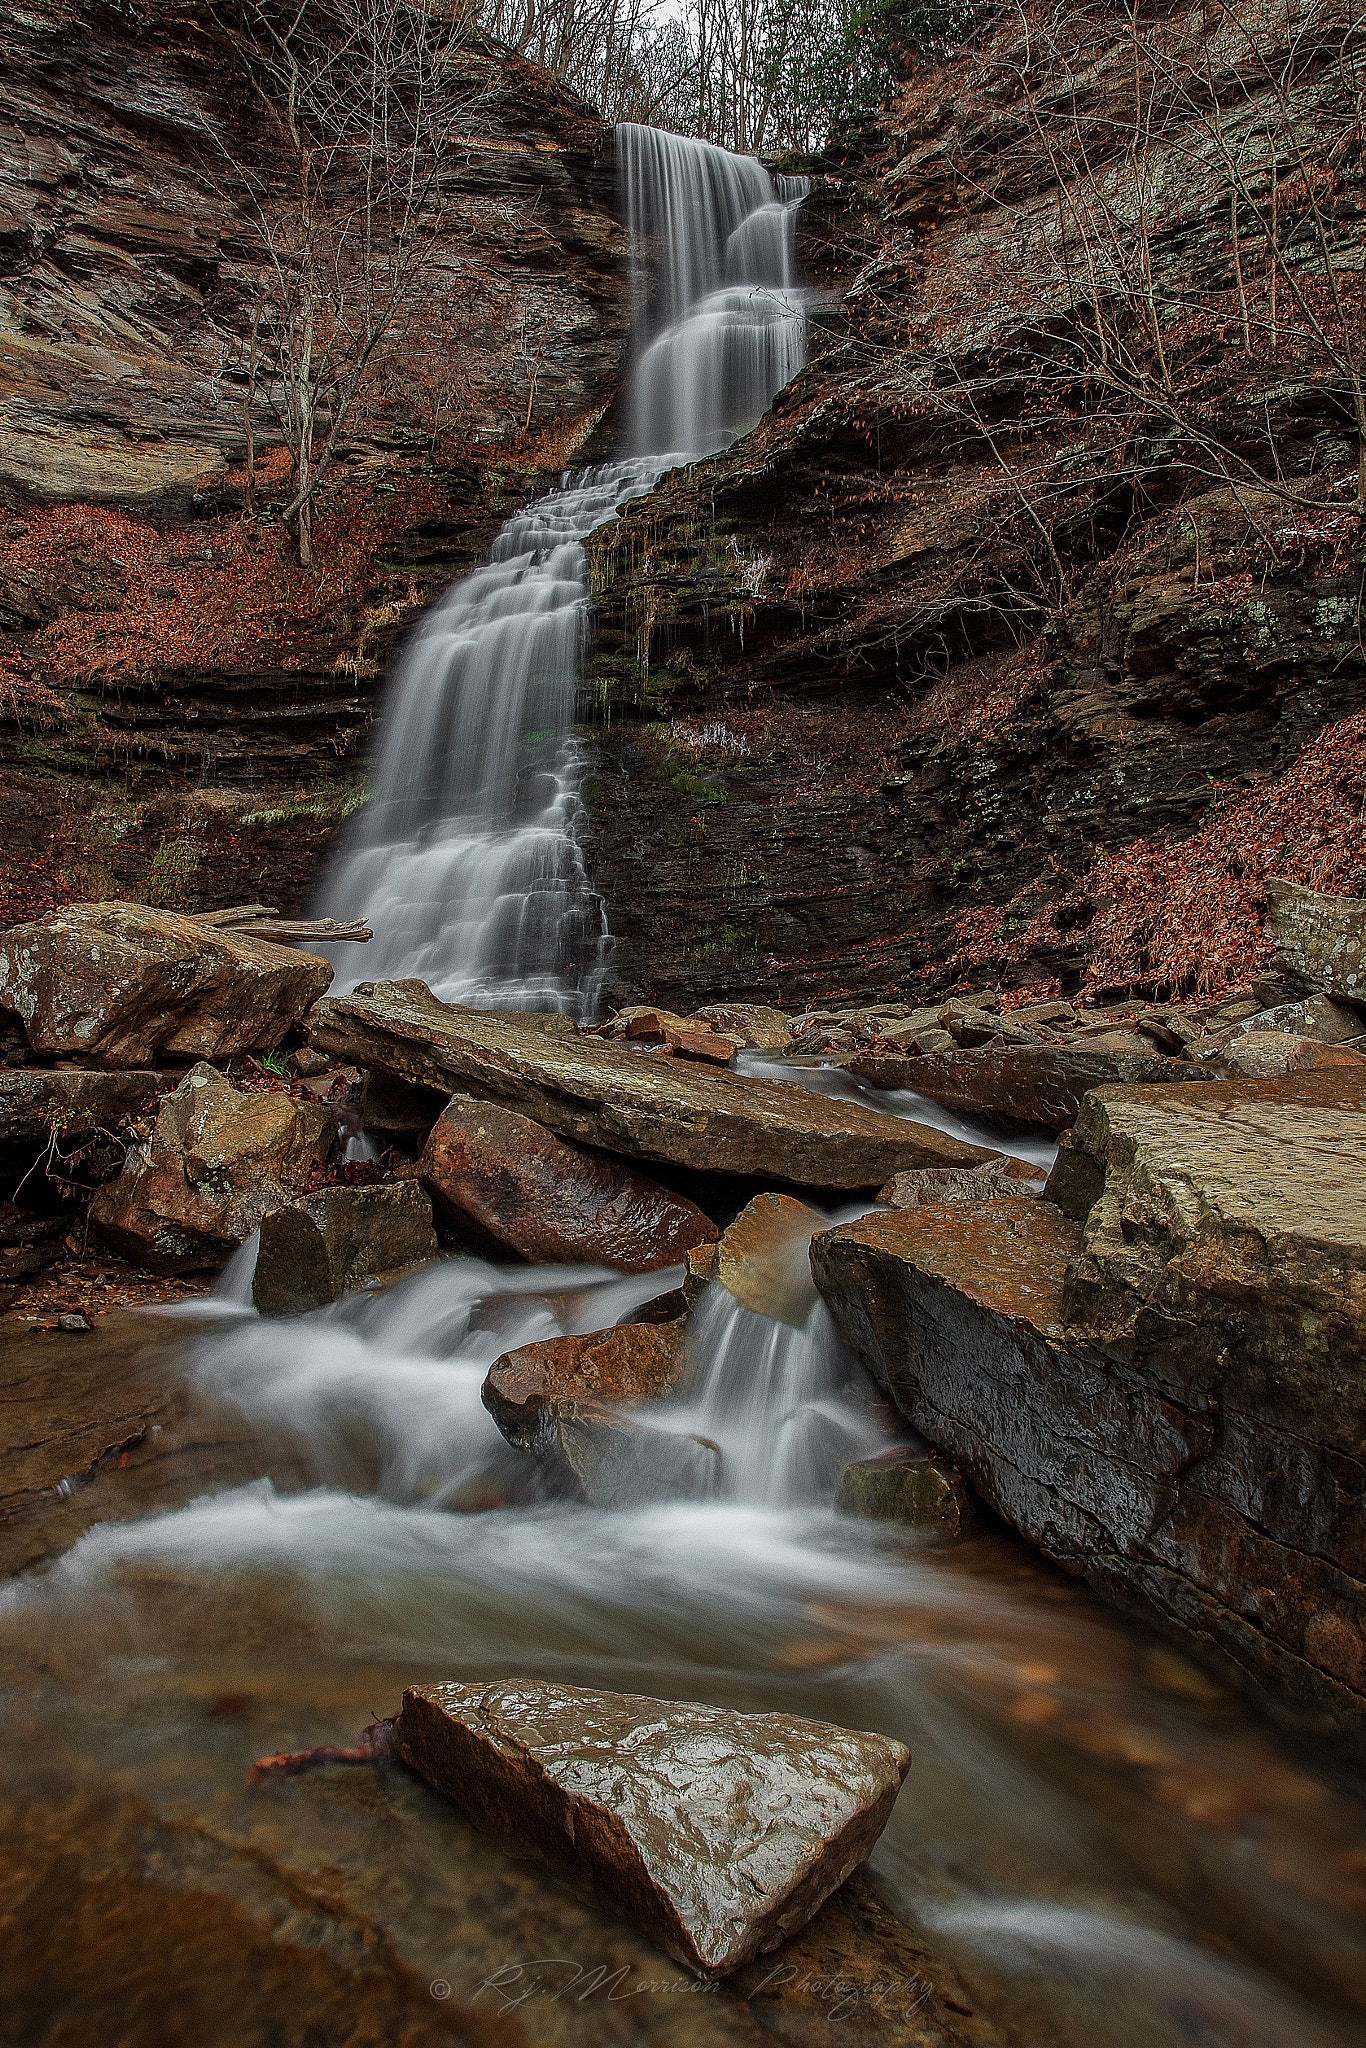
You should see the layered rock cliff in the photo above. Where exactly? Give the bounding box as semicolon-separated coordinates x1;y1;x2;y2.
583;2;1366;1012
0;0;629;920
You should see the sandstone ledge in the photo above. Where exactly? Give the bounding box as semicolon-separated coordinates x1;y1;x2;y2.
308;981;999;1187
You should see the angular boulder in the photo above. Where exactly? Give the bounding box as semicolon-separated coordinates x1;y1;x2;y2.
252;1181;438;1314
848;1042;1209;1133
1238;993;1363;1043
308;981;997;1186
1266;876;1366;1003
0;902;333;1067
690;1002;791;1050
89;1063;334;1272
418;1095;717;1270
549;1407;722;1508
392;1678;911;1976
812;1067;1366;1731
483;1319;691;1448
715;1190;828;1327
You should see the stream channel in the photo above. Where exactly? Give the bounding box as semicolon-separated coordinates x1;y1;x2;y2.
1;127;1363;2048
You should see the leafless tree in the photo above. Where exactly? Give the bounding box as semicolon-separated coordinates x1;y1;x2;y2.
210;0;486;564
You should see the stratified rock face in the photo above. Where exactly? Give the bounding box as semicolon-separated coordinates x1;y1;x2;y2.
1267;879;1366;1005
308;981;998;1186
0;903;332;1067
0;8;628;503
89;1063;334;1271
252;1181;437;1314
418;1094;717;1270
849;1044;1207;1134
392;1678;911;1977
812;1069;1366;1730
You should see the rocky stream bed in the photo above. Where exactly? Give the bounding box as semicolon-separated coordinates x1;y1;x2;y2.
0;890;1363;2047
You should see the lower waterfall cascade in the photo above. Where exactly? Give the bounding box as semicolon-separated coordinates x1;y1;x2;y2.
314;123;809;1011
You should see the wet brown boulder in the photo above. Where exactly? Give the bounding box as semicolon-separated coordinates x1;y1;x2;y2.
418;1095;718;1270
392;1677;911;1977
252;1182;438;1314
309;981;998;1186
1221;1032;1365;1081
483;1319;689;1446
0;903;332;1067
1266;877;1366;1004
89;1063;334;1272
849;1043;1208;1133
484;1318;709;1505
813;1067;1366;1733
714;1190;828;1328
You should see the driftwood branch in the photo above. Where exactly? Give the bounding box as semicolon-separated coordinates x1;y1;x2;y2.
192;905;373;944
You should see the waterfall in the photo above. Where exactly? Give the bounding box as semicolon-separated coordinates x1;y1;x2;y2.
314;126;808;1012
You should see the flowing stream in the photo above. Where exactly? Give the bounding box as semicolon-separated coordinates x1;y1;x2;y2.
3;127;1362;2048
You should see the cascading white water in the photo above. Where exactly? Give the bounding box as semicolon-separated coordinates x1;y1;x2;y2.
314;125;808;1010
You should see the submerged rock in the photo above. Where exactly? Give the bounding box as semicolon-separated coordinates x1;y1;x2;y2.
0;902;332;1067
252;1182;437;1314
309;980;997;1186
812;1067;1366;1732
418;1094;717;1270
552;1407;722;1508
849;1042;1208;1133
89;1063;334;1272
1266;876;1366;1004
392;1677;911;1977
837;1447;973;1535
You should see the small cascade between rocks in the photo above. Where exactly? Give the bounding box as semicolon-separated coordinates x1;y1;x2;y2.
314;124;809;1012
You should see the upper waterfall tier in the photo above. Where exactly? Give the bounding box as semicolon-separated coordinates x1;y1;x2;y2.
619;122;808;460
314;126;808;1012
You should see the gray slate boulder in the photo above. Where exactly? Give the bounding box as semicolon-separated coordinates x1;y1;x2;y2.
392;1678;910;1976
1266;877;1366;1004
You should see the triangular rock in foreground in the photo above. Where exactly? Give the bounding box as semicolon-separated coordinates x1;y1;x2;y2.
393;1678;909;1976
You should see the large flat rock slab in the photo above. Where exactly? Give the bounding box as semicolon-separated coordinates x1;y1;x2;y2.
0;1068;169;1146
392;1678;910;1977
0;902;332;1067
848;1043;1208;1133
811;1068;1366;1733
308;981;997;1187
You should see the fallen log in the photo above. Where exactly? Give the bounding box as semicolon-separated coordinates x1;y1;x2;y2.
192;905;372;944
